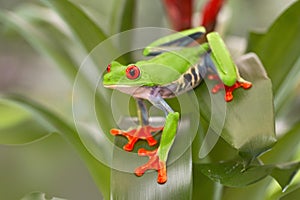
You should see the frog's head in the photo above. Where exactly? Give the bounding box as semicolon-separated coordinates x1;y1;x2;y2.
103;61;152;89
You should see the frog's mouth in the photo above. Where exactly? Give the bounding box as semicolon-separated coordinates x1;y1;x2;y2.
103;84;152;99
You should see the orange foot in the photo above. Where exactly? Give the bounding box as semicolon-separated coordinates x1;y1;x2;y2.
208;75;252;102
135;148;167;184
110;126;163;151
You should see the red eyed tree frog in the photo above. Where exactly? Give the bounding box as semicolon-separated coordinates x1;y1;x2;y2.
103;26;252;184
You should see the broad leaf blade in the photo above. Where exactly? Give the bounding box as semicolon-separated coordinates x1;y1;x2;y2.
196;53;276;160
280;186;300;200
4;95;111;199
109;0;136;62
199;159;300;190
199;160;273;187
220;3;300;199
247;1;300;96
41;0;107;52
41;0;128;69
0;118;50;145
262;123;300;164
110;0;136;34
222;178;272;200
226;54;276;158
0;101;50;145
21;192;66;200
192;163;223;200
111;148;193;200
271;162;300;191
0;11;78;81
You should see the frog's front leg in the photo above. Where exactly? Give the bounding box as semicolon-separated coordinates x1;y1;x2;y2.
110;98;163;151
134;94;179;184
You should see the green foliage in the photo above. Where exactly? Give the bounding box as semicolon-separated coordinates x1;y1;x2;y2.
247;0;300;123
0;0;300;199
0;100;50;145
247;1;300;96
21;192;66;200
196;53;275;161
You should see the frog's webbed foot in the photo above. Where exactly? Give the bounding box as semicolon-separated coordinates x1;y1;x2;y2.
208;75;252;102
135;148;167;184
110;126;163;151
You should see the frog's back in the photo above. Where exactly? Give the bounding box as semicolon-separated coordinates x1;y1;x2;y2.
136;47;205;85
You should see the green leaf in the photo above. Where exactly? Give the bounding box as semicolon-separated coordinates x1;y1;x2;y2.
198;160;273;187
196;53;276;160
111;148;193;200
273;57;300;117
119;0;136;32
226;54;276;158
20;192;66;200
41;0;129;68
0;118;50;145
0;100;30;128
192;163;223;200
247;1;300;99
198;159;300;190
42;0;107;52
261;123;300;164
280;186;300;200
3;95;111;199
271;162;300;191
0;10;78;81
222;178;272;200
109;0;136;62
0;100;50;145
13;4;70;35
219;2;300;198
110;0;136;34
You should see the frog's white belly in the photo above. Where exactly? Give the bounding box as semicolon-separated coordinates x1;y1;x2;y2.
104;85;170;99
104;82;195;100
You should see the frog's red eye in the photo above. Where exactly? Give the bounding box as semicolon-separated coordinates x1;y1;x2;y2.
106;64;111;72
126;65;140;80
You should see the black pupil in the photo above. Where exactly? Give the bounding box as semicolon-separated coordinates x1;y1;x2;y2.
129;68;136;77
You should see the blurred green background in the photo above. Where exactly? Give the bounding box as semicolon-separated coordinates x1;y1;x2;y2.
0;0;101;199
0;0;297;199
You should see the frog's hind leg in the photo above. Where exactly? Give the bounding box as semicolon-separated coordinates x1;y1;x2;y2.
110;98;163;151
204;53;252;101
143;27;206;56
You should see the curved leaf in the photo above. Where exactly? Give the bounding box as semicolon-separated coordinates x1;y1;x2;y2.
41;0;107;52
0;118;50;145
196;53;276;160
271;162;300;191
198;159;300;190
247;1;300;107
0;101;50;145
111;148;192;200
3;95;111;199
110;0;136;34
262;123;300;164
220;2;300;199
0;10;78;81
41;0;127;74
109;0;136;61
199;160;273;187
21;192;66;200
280;187;300;200
193;163;223;199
